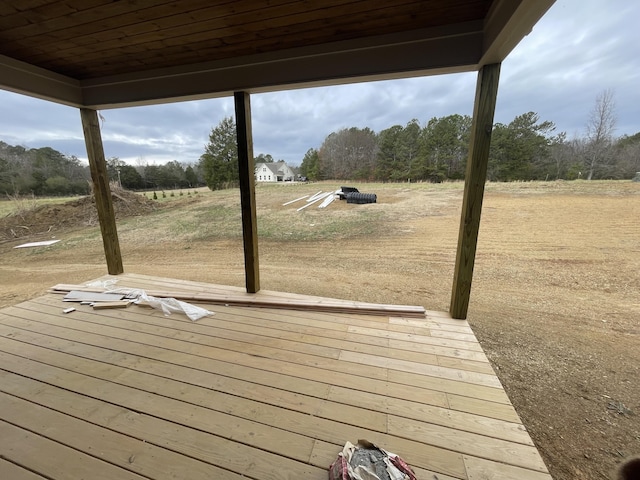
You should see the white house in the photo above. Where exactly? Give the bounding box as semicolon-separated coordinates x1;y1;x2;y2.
254;161;295;182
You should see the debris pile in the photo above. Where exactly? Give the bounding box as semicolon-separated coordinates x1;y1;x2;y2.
1;188;156;241
56;282;213;321
283;186;377;211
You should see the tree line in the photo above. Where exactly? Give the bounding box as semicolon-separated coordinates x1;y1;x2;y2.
198;91;638;188
0;141;206;196
2;91;638;197
104;158;204;191
0;142;91;196
300;92;639;182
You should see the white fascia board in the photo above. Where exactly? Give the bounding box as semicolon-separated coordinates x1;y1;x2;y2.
80;22;484;109
0;54;82;106
481;0;556;65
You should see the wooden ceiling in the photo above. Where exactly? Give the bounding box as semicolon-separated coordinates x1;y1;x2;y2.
1;0;492;79
0;0;555;108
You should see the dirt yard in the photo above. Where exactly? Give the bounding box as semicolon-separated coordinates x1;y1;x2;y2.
0;181;638;480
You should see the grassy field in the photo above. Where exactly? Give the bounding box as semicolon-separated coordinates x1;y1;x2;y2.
0;180;639;480
0;193;79;217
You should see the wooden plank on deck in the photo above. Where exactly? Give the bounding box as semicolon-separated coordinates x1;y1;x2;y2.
0;392;245;480
0;458;48;480
0;420;146;480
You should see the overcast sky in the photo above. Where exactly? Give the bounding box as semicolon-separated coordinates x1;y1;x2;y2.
1;0;639;167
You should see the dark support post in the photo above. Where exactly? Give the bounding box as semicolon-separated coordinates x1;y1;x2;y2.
234;91;260;293
450;63;501;319
80;108;124;274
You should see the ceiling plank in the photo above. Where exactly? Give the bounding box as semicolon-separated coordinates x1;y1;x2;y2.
0;0;111;31
26;1;489;79
1;0;491;79
0;0;239;41
16;0;431;59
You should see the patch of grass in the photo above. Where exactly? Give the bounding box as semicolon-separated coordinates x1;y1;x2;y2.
257;207;385;241
0;194;78;218
183;204;243;240
485;179;640;196
115;183;396;244
46;180;639;251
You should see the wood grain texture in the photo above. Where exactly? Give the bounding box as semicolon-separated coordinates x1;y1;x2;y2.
80;108;123;275
0;458;48;480
464;455;554;480
234;91;260;293
0;0;492;78
0;274;551;479
450;63;501;319
0;420;147;480
0;392;244;480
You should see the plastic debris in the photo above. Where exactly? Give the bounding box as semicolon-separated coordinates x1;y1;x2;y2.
107;288;214;321
85;279;119;289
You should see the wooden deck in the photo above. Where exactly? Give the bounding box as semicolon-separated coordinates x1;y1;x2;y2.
0;274;551;480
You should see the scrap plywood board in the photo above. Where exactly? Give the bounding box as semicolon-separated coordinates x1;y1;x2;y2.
92;301;133;310
63;291;124;303
14;240;60;249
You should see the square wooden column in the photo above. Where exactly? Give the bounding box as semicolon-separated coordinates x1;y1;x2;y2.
450;63;501;319
80;108;123;275
234;91;260;293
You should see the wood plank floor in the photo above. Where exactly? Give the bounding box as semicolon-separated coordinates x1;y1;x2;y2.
0;273;552;480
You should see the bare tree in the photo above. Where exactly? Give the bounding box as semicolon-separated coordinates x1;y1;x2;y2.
584;89;616;179
318;127;378;180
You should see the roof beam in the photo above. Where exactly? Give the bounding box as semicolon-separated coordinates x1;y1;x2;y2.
80;23;483;109
481;0;555;65
0;54;82;106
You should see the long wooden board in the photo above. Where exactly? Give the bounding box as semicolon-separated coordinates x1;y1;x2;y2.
49;282;427;318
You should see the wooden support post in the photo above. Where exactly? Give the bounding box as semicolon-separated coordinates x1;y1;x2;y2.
234;91;260;293
80;108;124;275
450;63;501;319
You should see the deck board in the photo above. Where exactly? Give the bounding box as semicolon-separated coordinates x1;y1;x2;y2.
0;273;551;480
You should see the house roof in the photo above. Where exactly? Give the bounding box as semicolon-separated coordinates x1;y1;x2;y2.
256;162;290;175
0;0;554;109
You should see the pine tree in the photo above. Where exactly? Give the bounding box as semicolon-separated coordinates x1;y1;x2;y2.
199;117;239;190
